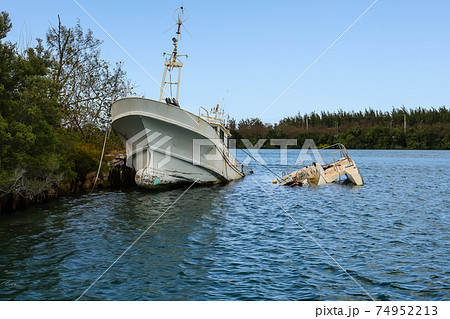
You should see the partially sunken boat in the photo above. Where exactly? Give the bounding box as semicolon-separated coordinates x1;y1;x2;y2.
111;7;248;188
279;144;364;186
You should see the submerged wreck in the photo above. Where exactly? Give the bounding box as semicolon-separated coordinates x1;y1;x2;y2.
279;143;364;186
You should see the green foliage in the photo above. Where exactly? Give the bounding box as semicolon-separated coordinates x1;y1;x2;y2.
0;23;69;198
70;142;100;179
46;17;133;139
231;107;450;149
442;132;450;149
1;12;132;200
0;11;12;40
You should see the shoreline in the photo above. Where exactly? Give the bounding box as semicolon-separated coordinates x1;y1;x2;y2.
0;162;136;214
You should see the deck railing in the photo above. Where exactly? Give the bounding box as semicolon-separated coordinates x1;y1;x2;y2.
281;143;353;177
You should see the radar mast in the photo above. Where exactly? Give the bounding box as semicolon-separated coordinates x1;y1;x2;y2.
159;7;188;103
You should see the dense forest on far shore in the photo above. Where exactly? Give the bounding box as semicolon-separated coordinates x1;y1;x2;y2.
229;107;450;149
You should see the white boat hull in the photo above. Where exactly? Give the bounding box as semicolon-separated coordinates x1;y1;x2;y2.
279;144;364;187
111;97;246;188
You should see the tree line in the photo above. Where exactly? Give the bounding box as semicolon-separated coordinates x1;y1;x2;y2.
0;12;132;200
229;107;450;149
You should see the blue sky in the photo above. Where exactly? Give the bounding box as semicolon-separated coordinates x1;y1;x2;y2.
3;0;450;123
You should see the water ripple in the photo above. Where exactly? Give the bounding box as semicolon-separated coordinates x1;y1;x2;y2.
0;150;449;300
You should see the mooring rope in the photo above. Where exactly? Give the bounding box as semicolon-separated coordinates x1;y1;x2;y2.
240;148;283;181
89;125;111;195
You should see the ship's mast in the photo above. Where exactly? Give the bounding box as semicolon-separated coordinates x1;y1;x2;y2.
159;7;188;102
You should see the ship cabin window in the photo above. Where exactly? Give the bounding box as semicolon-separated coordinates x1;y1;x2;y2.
219;129;224;142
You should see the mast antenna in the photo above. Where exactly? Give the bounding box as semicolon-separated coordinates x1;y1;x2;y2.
159;7;189;103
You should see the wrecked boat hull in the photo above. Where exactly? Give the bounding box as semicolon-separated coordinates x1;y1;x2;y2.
111;97;246;189
279;144;364;187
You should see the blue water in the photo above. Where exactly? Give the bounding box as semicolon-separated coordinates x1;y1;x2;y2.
0;150;449;300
